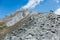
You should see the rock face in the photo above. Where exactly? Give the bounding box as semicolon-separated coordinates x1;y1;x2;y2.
4;12;60;40
4;8;30;27
0;8;31;40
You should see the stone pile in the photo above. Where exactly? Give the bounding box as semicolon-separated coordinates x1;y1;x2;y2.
4;12;60;40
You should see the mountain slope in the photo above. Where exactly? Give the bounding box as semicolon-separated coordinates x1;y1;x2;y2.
4;11;60;40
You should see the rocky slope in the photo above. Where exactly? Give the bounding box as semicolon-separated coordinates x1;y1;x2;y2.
4;12;60;40
0;8;31;40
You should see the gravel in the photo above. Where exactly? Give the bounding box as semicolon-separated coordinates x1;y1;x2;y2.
4;12;60;40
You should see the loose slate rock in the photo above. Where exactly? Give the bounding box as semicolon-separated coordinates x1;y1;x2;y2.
4;13;60;40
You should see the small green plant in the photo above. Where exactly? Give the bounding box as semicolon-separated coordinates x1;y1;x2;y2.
0;27;3;30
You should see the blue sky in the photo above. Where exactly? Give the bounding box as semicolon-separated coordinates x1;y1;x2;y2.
0;0;28;18
0;0;60;18
31;0;60;12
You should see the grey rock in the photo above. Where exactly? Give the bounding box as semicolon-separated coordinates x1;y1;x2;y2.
4;12;60;40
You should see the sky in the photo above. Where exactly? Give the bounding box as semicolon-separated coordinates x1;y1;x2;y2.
31;0;60;12
0;0;60;18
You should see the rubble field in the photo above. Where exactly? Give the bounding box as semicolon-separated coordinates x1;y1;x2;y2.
4;13;60;40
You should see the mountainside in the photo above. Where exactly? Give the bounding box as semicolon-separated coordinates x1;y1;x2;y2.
0;8;60;40
0;8;32;40
3;11;60;40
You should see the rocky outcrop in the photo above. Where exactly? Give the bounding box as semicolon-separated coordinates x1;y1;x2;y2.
0;8;32;40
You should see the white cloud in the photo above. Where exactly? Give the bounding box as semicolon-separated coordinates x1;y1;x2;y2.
23;0;44;9
55;8;60;15
55;0;59;3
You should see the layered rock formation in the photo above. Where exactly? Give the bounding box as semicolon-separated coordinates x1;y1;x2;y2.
0;8;32;40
